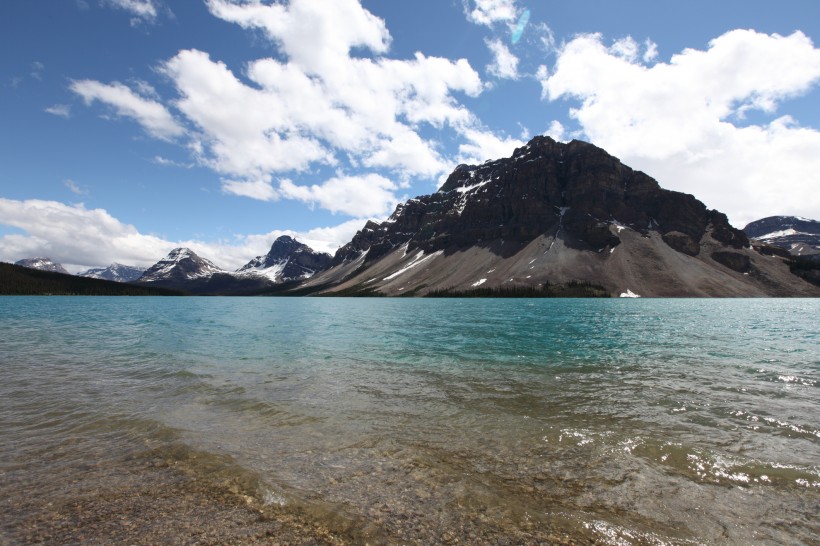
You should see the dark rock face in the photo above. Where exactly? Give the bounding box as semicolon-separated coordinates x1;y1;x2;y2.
711;251;752;273
238;236;332;281
743;216;820;255
333;136;747;265
662;232;700;256
14;257;69;275
789;254;820;286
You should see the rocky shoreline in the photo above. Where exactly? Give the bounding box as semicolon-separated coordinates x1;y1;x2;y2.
3;443;606;546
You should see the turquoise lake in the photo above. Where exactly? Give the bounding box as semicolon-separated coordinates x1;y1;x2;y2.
1;297;818;544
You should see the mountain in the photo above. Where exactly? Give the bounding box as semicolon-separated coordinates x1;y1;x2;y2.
237;236;332;282
743;216;820;287
138;248;223;284
299;136;819;297
14;257;69;275
79;263;145;283
135;241;331;295
743;216;820;256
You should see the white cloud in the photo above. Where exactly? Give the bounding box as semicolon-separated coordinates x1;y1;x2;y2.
456;127;525;166
207;0;390;71
0;198;360;271
103;0;157;22
64;179;88;195
45;104;71;118
72;0;539;223
643;38;658;63
545;120;566;142
0;198;171;271
30;61;45;81
70;79;185;141
203;0;483;151
241;218;367;257
486;38;519;79
295;218;368;255
540;29;820;226
162;49;335;180
148;0;482;205
609;36;640;62
222;177;280;202
464;0;518;27
152;155;193;169
279;174;399;217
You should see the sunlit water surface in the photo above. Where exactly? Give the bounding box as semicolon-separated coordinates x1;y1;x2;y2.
1;297;818;544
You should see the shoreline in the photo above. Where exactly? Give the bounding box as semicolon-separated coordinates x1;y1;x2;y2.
3;443;602;545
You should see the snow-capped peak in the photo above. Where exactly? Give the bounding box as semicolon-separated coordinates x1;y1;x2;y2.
139;247;223;283
236;236;331;283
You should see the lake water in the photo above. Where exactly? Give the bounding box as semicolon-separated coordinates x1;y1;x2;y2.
1;297;818;544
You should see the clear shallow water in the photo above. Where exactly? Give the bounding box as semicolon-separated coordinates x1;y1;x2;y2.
0;297;818;544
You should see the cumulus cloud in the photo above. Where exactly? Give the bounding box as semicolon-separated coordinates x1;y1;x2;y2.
0;198;362;271
279;174;400;218
187;0;482;182
0;198;171;271
71;0;534;222
291;218;367;255
464;0;519;27
140;0;482;211
456;127;525;166
220;177;279;202
70;79;185;141
540;29;820;225
486;38;519;79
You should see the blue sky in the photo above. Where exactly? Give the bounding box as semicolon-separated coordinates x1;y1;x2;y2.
2;0;820;271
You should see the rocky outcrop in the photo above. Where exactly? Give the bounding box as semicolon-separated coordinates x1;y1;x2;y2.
711;251;752;273
662;232;700;256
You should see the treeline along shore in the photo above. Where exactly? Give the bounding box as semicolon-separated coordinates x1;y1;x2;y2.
0;263;184;296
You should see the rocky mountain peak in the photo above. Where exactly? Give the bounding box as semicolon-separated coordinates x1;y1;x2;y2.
237;236;332;282
138;247;223;283
14;257;69;275
331;135;748;267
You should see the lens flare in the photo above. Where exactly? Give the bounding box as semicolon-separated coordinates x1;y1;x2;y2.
511;9;530;45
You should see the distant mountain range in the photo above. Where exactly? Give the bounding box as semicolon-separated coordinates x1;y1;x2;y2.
132;238;332;294
9;137;820;297
79;263;145;283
